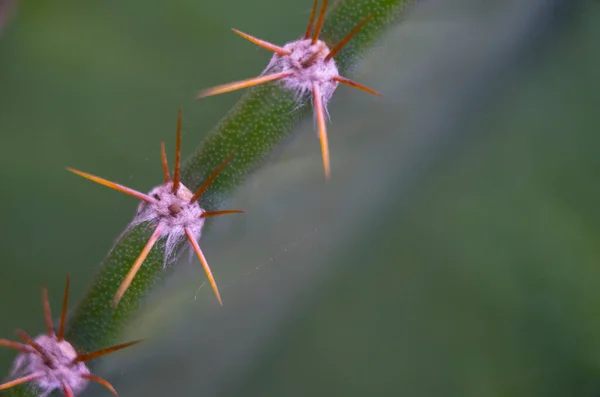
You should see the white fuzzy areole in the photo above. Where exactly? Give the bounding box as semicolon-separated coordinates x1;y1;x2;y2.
11;334;90;397
132;181;206;265
263;38;339;103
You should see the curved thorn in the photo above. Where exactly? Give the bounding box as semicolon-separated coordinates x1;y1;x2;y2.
15;330;51;362
172;107;182;194
190;153;235;203
111;227;163;308
82;374;119;396
197;72;292;98
232;28;291;55
200;209;245;218
325;15;372;61
0;339;35;353
304;0;319;39
332;76;382;96
75;340;142;363
62;382;74;397
41;285;54;337
311;0;328;44
57;275;70;341
312;82;330;179
185;227;223;305
160;141;171;183
67;168;155;204
0;371;45;391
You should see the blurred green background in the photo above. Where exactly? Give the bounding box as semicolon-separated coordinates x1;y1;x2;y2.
2;0;600;396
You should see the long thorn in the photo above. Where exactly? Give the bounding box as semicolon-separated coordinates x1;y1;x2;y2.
0;371;44;391
332;76;382;96
82;374;119;396
201;209;245;218
75;340;142;363
311;0;328;44
172;107;182;194
15;330;51;362
62;382;74;397
325;15;372;61
57;275;70;341
197;72;292;98
190;153;235;203
160;141;171;183
185;227;223;305
312;82;330;179
0;339;35;353
232;29;291;56
112;227;163;307
304;0;319;39
67;168;155;204
41;286;54;337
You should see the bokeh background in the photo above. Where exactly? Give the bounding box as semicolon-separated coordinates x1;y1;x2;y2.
1;0;600;396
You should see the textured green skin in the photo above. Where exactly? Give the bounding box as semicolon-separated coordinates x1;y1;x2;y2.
4;0;413;395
